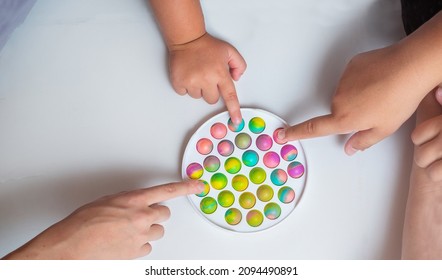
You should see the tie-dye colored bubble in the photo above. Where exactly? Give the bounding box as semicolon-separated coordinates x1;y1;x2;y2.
235;133;252;149
280;144;298;161
287;161;305;178
186;162;204;179
225;208;242;225
246;210;264;227
264;202;281;220
278;186;295;204
203;155;220;172
249;117;266;134
200;197;217;214
218;190;235;208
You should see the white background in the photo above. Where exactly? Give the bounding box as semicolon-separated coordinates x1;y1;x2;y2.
0;0;412;259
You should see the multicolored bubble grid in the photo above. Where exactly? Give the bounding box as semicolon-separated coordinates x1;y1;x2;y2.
182;109;307;232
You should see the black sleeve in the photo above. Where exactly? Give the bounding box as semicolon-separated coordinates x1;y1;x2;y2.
401;0;442;35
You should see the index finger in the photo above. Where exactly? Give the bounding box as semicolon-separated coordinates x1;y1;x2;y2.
143;180;204;205
280;114;349;141
218;78;242;125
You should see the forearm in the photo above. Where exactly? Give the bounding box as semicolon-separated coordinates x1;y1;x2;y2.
149;0;206;49
397;11;442;100
402;91;442;259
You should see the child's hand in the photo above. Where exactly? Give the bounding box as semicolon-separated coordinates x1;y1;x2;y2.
411;88;442;182
279;44;436;155
168;33;246;124
3;180;204;259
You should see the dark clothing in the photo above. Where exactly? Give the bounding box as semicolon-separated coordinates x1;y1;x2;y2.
401;0;442;34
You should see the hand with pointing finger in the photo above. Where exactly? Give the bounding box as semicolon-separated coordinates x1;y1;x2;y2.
169;33;246;124
2;180;204;260
278;12;442;155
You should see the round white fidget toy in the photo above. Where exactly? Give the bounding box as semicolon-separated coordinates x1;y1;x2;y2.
182;108;307;232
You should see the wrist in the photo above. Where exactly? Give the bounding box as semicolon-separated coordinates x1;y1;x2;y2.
397;12;442;99
167;31;208;51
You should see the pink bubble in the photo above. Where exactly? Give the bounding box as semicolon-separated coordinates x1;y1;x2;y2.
263;151;280;168
217;140;234;157
210;122;227;139
256;134;273;151
287;161;305;178
196;138;213;155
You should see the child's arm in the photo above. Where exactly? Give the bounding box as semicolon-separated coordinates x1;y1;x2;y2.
2;181;204;259
402;88;442;259
149;0;246;124
278;11;442;155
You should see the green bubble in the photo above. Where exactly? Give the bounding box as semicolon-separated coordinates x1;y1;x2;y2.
242;150;259;167
232;174;249;192
200;197;217;214
256;184;274;202
239;192;256;209
235;133;252;149
218;190;235;208
210;173;228;190
249;167;266;184
224;157;242;174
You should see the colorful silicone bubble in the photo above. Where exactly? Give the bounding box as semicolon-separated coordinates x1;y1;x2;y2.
210;173;228;190
232;174;249;192
186;163;203;179
235;133;252;150
273;128;288;145
263;151;280;168
246;210;264;227
228;118;245;132
239;192;256;209
203;155;220;172
270;169;288;186
225;208;242;225
264;202;281;220
278;186;295;204
217;140;234;157
196;180;210;197
196;138;213;155
256;184;274;202
249;117;266;134
200;197;217;214
256;134;273;151
287;161;305;178
280;144;298;161
249;167;267;185
210;122;227;139
242;150;259;167
224;157;242;174
218;190;235;208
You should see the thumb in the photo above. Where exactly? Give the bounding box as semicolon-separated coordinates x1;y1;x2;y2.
344;129;386;156
228;46;247;81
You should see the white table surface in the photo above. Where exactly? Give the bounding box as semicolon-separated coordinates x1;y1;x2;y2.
0;0;413;259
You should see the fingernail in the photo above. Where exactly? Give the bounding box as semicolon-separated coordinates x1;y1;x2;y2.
277;129;285;140
234;117;242;125
195;181;205;192
346;146;358;156
436;87;442;98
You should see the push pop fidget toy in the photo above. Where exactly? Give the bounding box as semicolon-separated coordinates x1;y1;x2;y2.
182;109;307;232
